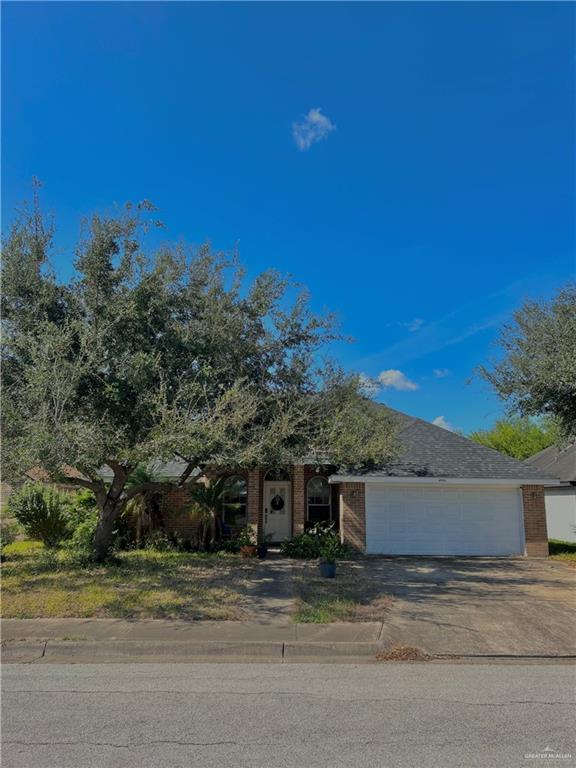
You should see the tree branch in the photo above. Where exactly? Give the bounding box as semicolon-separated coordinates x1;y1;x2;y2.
176;459;200;487
51;475;104;494
123;481;175;502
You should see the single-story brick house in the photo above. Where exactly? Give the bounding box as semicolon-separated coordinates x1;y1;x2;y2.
111;407;558;557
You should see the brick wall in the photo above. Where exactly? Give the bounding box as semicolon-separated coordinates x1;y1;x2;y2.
161;465;338;542
339;482;366;552
161;486;200;542
292;465;306;535
247;468;261;536
521;485;549;557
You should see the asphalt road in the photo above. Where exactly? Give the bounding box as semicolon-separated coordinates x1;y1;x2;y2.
2;663;575;768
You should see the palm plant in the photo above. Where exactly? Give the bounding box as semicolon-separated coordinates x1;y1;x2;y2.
125;465;163;546
187;478;227;550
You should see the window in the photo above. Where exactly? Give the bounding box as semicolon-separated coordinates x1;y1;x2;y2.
220;476;247;529
307;476;332;524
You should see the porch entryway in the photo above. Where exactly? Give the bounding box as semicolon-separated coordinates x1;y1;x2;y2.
263;480;292;541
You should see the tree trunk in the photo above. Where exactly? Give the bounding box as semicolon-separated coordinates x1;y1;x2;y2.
93;501;124;562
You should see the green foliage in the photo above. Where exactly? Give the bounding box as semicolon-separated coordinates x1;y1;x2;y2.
0;519;19;557
214;538;241;554
548;539;576;563
281;522;348;560
318;532;344;564
469;417;559;460
480;284;576;440
236;526;256;548
142;529;174;551
2;191;398;558
187;478;228;549
68;511;100;554
7;483;71;547
124;465;164;548
66;489;99;529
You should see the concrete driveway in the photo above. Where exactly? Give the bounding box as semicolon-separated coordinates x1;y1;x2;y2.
353;557;576;656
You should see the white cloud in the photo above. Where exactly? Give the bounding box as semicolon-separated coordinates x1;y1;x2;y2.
404;318;424;332
433;368;451;378
292;108;336;151
432;415;457;431
377;369;419;391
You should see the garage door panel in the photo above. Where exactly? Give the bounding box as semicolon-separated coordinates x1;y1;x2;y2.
365;485;524;556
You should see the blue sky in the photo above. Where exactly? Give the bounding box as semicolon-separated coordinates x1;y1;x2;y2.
3;2;574;433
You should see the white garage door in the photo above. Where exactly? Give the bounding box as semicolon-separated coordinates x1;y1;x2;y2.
365;485;524;556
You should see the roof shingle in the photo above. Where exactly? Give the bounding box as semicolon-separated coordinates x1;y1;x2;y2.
355;407;558;481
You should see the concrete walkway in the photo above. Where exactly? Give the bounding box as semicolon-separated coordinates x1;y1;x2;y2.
239;556;297;623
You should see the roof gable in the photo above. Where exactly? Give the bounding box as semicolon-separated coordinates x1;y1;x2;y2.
525;442;576;482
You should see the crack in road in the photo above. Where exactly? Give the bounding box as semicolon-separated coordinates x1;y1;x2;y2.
5;740;241;749
3;689;573;707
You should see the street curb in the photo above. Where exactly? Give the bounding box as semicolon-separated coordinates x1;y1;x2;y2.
2;639;386;664
42;640;284;662
283;641;383;661
3;639;575;664
1;640;47;663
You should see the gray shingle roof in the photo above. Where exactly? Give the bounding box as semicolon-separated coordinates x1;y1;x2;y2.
99;459;196;481
352;407;558;481
525;443;576;482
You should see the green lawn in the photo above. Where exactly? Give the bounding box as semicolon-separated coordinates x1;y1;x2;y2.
549;539;576;565
293;561;394;623
1;541;258;620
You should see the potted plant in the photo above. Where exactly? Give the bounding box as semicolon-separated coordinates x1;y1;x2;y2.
318;534;341;578
256;533;273;560
237;526;257;558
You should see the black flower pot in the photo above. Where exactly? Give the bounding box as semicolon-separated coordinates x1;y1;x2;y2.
256;544;268;560
319;560;336;578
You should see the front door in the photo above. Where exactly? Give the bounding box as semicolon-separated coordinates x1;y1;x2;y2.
263;481;292;541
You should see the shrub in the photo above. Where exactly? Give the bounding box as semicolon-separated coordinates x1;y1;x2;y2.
66;489;98;528
68;511;100;553
0;519;19;558
236;526;256;548
142;529;174;551
280;522;348;560
214;538;241;554
7;483;71;547
318;532;344;564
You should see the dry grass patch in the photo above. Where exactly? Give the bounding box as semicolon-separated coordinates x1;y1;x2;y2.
1;542;259;620
293;560;394;623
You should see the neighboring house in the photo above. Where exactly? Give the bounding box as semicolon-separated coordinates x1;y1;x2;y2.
525;443;576;543
129;407;557;557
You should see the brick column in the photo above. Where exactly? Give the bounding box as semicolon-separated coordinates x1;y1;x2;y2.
339;482;366;553
247;469;261;539
292;465;305;535
521;485;549;557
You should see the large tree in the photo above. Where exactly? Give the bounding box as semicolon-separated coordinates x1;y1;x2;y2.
480;284;576;442
469;417;559;460
2;192;397;560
